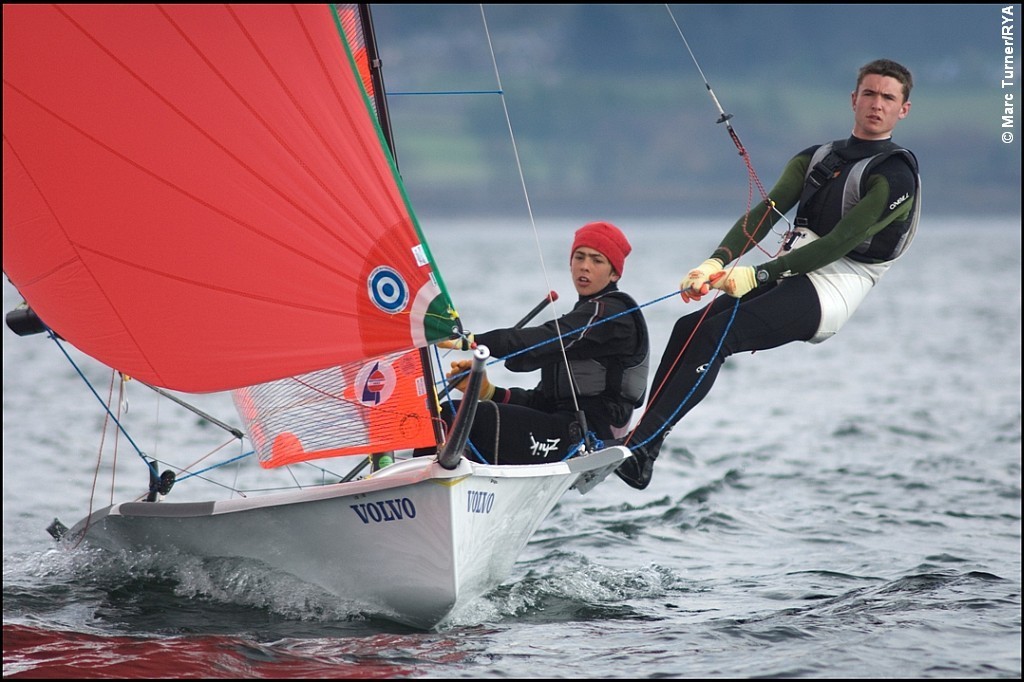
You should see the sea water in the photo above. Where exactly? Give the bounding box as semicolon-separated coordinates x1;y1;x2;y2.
3;217;1020;678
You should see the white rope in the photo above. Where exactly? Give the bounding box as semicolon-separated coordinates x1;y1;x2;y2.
664;3;791;235
477;4;583;413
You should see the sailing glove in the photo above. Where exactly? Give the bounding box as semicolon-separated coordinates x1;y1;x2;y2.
447;360;495;401
710;266;758;298
680;258;724;302
437;333;476;351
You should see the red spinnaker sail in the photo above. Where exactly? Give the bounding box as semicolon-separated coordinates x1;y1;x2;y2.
3;4;455;393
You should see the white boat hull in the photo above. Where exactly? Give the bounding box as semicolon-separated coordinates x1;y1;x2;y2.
65;447;628;629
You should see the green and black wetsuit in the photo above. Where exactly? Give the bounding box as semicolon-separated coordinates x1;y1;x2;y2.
628;135;920;453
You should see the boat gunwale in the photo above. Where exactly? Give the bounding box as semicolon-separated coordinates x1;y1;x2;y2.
91;446;629;520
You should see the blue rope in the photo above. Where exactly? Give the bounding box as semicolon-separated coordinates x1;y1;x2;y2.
562;432;604;461
172;450;253;482
631;296;741;451
437;289;679;389
48;333;149;465
48;332;258;483
388;89;502;97
438;292;743;457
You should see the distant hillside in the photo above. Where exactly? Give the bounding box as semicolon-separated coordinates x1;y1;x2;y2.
370;4;1021;219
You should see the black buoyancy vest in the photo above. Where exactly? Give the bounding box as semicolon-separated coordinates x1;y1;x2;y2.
797;138;921;263
544;291;650;408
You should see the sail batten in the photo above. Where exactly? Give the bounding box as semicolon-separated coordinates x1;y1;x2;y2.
3;4;455;393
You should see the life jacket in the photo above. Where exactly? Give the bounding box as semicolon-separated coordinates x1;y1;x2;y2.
797;138;921;263
542;291;650;410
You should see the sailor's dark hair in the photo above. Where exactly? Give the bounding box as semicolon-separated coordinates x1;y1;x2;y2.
857;59;913;101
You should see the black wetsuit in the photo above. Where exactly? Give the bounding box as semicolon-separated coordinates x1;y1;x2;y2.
446;282;649;464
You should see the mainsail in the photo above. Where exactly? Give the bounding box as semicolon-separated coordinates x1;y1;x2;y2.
2;4;456;394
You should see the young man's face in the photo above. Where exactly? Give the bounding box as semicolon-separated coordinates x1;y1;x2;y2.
571;247;618;297
851;73;911;140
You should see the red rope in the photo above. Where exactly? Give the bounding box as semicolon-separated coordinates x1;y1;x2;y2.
626;114;775;443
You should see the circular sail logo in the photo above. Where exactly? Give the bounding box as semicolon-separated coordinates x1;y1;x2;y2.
368;266;409;314
355;359;396;406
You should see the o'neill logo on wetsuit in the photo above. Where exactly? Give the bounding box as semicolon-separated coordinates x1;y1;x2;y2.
889;193;910;211
350;498;417;523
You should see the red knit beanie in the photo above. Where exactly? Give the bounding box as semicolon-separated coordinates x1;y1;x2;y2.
571;221;632;275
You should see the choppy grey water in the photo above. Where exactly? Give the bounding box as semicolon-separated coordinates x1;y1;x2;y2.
3;217;1020;678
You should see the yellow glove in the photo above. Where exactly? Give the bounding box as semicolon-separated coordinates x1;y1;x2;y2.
709;266;758;298
446;360;495;400
680;258;723;303
437;333;475;351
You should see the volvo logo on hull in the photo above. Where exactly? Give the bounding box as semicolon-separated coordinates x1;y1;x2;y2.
350;498;417;523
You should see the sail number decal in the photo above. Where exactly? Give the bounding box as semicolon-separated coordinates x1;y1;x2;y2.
350;498;416;524
467;490;495;514
368;266;409;314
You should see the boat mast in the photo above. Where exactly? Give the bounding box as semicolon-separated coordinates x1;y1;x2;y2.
358;4;397;162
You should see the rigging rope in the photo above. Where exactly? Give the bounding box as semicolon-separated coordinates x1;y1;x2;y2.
664;4;790;236
441;5;791;457
475;4;586;421
44;331;345;506
619;6;792;446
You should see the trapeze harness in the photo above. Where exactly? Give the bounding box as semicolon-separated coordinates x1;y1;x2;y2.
786;138;922;343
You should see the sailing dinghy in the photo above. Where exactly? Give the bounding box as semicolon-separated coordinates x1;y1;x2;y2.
2;4;629;629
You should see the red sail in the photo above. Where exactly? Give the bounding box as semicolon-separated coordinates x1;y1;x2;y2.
2;4;455;393
234;349;441;468
335;5;377;108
